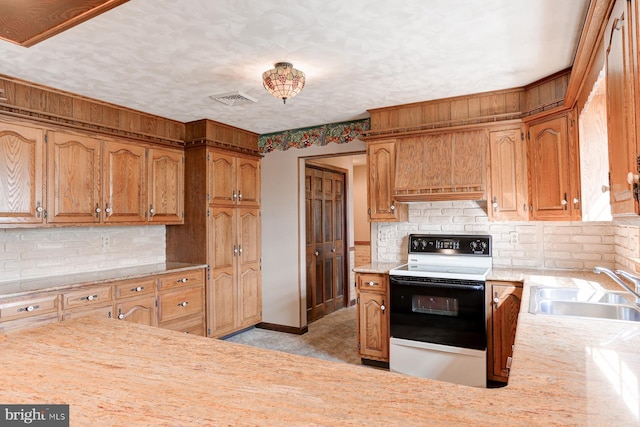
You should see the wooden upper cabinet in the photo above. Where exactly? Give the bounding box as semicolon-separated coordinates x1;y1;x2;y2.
606;0;638;215
527;111;581;220
148;147;184;224
488;126;529;220
208;151;235;205
236;157;260;206
0;121;45;225
208;150;260;207
393;130;487;202
47;130;102;224
103;140;147;224
367;140;406;221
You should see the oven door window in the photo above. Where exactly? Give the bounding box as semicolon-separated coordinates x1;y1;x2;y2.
390;278;486;350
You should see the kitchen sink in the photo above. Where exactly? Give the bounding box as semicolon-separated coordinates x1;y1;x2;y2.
528;286;640;322
533;287;631;305
535;300;640;321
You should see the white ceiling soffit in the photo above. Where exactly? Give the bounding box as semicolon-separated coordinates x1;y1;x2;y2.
0;0;589;135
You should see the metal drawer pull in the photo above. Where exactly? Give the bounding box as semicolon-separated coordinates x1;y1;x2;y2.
18;305;40;313
81;294;99;301
131;286;145;292
178;301;189;307
177;278;188;283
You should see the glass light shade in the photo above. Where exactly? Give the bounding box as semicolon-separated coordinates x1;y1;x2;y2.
262;62;305;104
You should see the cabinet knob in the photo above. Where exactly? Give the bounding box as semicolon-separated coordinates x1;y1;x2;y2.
492;197;498;212
149;205;156;216
131;286;144;292
627;172;640;185
36;204;43;213
232;191;237;200
177;278;188;283
95;207;102;213
368;281;378;286
178;301;189;307
381;301;386;313
390;203;395;211
118;313;125;320
18;305;39;313
105;207;112;214
314;251;319;256
238;192;243;200
26;305;35;312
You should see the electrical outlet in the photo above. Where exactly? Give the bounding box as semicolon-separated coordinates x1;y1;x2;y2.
509;231;518;245
101;236;111;249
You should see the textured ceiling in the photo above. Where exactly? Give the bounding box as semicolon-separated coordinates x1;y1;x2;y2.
0;0;589;135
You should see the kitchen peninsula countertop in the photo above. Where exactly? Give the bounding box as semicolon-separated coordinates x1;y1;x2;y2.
0;262;207;297
1;268;639;425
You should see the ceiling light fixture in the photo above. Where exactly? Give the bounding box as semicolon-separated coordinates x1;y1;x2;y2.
262;62;305;104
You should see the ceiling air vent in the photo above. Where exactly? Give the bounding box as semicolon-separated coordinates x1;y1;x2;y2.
210;91;257;106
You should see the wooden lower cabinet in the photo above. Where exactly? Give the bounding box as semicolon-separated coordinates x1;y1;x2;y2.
0;291;60;333
158;270;206;336
487;280;523;384
0;267;206;336
115;294;158;327
356;272;389;363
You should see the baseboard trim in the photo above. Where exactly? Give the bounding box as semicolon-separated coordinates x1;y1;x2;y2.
256;322;309;335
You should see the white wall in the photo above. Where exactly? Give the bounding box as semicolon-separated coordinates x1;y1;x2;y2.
261;140;366;328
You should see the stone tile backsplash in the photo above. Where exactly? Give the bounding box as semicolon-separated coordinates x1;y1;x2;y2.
0;226;166;283
373;201;634;271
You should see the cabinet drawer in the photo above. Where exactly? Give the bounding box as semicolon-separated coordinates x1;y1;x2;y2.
357;273;388;292
113;278;156;300
0;293;59;321
160;315;205;336
62;286;112;309
157;269;204;291
0;313;59;334
159;285;204;322
62;303;113;322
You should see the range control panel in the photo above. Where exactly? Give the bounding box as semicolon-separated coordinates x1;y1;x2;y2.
408;234;492;256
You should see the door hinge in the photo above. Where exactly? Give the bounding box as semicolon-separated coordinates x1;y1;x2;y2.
182;211;185;218
357;296;360;304
367;208;371;215
207;209;210;217
207;328;212;337
520;132;524;141
155;299;158;307
207;153;210;161
44;133;48;143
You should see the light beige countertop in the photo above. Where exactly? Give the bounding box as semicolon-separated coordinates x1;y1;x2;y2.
0;262;208;297
353;262;403;274
1;268;639;425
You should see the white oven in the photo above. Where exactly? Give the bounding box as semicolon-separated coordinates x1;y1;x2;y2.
389;234;492;388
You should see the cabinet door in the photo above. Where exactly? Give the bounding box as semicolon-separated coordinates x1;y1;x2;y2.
148;147;184;224
368;140;402;221
237;208;261;328
47;131;101;223
115;295;157;327
357;291;388;361
487;282;522;383
103;140;147;224
236;157;260;206
528;113;579;220
606;0;638;215
0;121;45;225
208;151;236;205
489;127;528;220
207;207;237;336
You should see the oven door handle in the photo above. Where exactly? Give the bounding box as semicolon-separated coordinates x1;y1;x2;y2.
390;278;484;291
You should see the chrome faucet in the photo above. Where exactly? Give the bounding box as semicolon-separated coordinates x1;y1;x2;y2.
594;267;640;304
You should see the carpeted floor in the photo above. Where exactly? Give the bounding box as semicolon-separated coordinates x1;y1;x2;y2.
225;305;361;365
